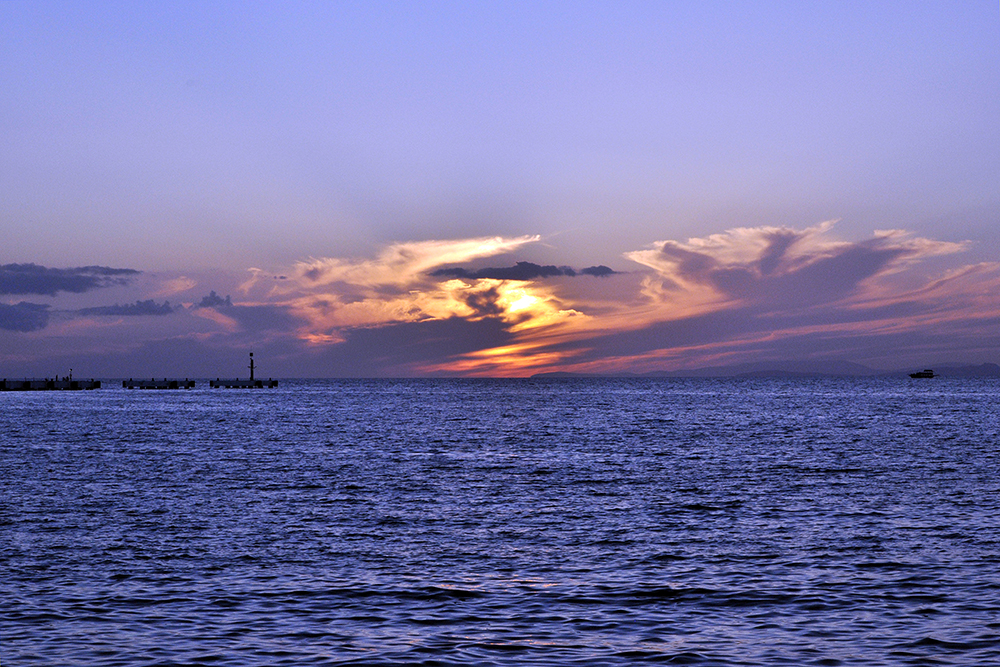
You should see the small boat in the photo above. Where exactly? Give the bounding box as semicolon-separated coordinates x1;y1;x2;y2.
909;369;936;378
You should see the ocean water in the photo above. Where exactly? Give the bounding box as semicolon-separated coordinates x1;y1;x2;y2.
3;377;1000;666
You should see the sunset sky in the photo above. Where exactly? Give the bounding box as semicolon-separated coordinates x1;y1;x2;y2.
2;2;998;377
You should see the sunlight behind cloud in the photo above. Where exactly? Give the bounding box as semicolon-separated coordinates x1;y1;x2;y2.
268;236;572;346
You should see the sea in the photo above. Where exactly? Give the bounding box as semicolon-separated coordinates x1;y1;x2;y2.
3;377;1000;666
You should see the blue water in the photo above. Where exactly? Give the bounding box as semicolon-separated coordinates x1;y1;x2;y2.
3;377;1000;665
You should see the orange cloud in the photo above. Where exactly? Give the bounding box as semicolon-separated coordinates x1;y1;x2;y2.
293;236;541;289
250;235;584;347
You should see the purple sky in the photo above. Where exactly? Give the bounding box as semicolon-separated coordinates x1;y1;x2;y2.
2;2;999;377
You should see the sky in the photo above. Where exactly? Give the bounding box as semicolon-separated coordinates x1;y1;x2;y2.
2;1;999;377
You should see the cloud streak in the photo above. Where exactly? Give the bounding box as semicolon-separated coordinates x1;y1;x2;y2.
78;300;176;317
0;264;140;296
0;302;50;332
430;262;617;281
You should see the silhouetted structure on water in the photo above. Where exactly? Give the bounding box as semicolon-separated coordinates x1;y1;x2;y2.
123;378;195;389
210;352;278;388
1;370;100;391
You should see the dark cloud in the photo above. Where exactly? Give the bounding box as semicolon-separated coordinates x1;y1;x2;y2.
580;265;617;277
79;300;176;317
755;230;799;276
710;244;908;308
432;262;567;280
195;291;233;308
651;233;910;309
463;286;505;317
657;244;719;278
771;244;906;302
431;261;617;281
0;263;139;296
0;302;50;332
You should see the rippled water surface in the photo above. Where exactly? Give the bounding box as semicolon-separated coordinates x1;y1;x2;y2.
4;377;1000;665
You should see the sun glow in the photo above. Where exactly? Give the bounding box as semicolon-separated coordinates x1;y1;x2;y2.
505;292;538;313
419;341;585;377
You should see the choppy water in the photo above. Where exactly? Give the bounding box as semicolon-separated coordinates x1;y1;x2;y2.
3;377;1000;665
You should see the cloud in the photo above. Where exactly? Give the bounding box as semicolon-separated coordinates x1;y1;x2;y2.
430;262;619;281
0;302;50;331
625;223;967;312
580;265;617;277
274;236;559;340
461;284;506;317
295;236;540;289
288;276;577;345
0;263;140;296
78;300;176;317
431;261;569;280
150;276;198;298
195;291;233;308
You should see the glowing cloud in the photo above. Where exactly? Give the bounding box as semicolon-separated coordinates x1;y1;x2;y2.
626;222;968;312
266;236;559;342
150;276;198;298
294;236;541;288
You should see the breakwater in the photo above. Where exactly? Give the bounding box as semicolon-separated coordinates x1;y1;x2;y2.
0;378;101;391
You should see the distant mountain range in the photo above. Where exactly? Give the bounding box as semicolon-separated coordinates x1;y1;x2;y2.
532;361;1000;379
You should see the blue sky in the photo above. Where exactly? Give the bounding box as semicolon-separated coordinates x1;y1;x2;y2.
2;2;999;376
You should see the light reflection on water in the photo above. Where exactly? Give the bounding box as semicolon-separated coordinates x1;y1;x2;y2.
3;377;1000;665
